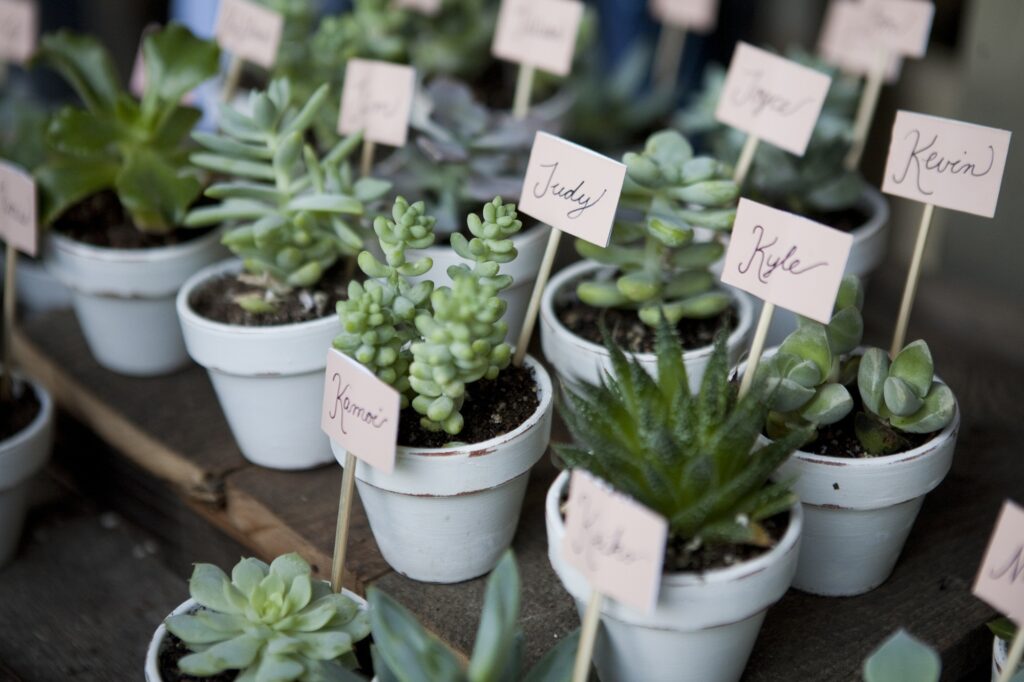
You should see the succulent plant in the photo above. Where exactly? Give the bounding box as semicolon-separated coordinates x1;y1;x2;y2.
990;617;1018;643
369;551;581;682
165;553;370;681
556;317;809;548
33;24;220;233
575;130;737;326
185;79;391;312
862;630;941;682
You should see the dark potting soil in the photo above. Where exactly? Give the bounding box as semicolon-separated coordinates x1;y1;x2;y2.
398;363;540;449
556;296;738;354
800;408;938;459
0;381;41;441
665;513;788;572
53;191;211;249
188;262;353;326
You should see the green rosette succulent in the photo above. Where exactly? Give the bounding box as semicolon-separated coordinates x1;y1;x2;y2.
165;553;370;681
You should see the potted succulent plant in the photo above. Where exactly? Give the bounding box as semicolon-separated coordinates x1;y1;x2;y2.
34;24;224;376
746;278;959;596
176;79;391;470
540;129;754;391
331;196;553;583
144;552;372;681
547;321;807;682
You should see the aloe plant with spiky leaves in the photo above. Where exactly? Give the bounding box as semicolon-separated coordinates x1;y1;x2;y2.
575;130;737;327
185;79;392;312
556;317;809;548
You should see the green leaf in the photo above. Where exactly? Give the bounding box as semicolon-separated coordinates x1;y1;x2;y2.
523;630;581;682
890;340;934;399
883;377;923;417
855;412;910;456
178;633;263;676
368;587;464;682
988;617;1017;642
115;148;201;233
45;107;120;158
353;177;393;203
165;613;230;645
800;384;853;425
858;348;890;415
468;552;520;682
863;630;941;682
35;157;119;225
35;30;121;113
232;558;269;597
287;195;364;215
826;306;863;355
890;383;956;434
141;23;219;117
189;563;242;614
779;324;832;379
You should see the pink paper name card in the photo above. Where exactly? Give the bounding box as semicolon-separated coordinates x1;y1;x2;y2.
649;0;719;33
393;0;441;14
861;0;934;58
722;198;852;324
518;132;626;248
0;0;37;64
0;161;37;257
321;348;401;474
818;0;902;83
215;0;283;69
491;0;584;77
715;42;832;156
563;469;668;613
974;500;1024;624
338;59;416;148
882;111;1012;218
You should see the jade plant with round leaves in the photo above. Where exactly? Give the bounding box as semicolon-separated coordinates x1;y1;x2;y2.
575;130;738;326
165;553;370;681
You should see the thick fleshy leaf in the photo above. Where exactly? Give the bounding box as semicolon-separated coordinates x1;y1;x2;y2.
178;633;263;675
800;384;853;425
190;564;242;614
863;630;941;682
253;653;304;682
165;613;231;645
858;348;890;415
142;23;219;111
855;412;911;456
889;340;934;398
890;383;956;434
270;553;312;584
233;558;270;597
779;324;832;379
826;306;863;355
35;157;120;225
368;587;464;682
883;377;923;417
468;552;520;681
294;631;355;660
115;147;201;233
36;31;121;113
288;195;364;215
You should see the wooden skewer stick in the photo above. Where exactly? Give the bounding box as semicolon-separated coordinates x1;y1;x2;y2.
653;26;686;92
844;49;888;171
890;203;935;356
738;301;775;399
1;245;16;401
733;134;759;188
512;65;536;121
220;54;244;103
360;140;376;178
330;451;358;593
571;590;603;682
513;228;562;367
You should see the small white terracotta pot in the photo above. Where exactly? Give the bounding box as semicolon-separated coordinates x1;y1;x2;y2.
332;356;553;584
0;255;72;315
46;229;224;376
546;471;802;682
177;260;338;470
0;375;54;568
145;590;369;681
408;223;551;344
540;260;755;392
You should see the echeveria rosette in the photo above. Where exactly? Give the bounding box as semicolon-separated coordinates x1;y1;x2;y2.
165;553;370;681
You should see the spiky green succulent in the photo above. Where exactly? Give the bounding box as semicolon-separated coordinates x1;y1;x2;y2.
575;130;737;326
556;317;808;548
165;553;370;681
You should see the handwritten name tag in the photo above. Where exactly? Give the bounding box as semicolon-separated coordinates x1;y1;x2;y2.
0;161;37;257
491;0;584;77
882;111;1012;218
563;469;668;613
0;0;37;64
974;500;1024;624
321;348;401;474
722;199;852;323
338;59;416;148
818;0;902;83
392;0;441;15
861;0;934;58
715;42;832;156
518;132;626;247
215;0;283;69
649;0;719;33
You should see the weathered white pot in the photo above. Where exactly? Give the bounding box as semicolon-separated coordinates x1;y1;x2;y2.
332;356;553;584
409;223;551;344
145;590;369;681
46;229;224;376
546;471;802;682
0;375;54;568
540;260;754;392
0;255;72;315
177;259;337;470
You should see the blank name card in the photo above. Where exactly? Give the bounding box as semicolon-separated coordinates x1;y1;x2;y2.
649;0;719;33
861;0;934;58
491;0;584;77
818;0;902;83
974;501;1024;624
338;59;416;147
882;111;1012;218
392;0;442;15
0;0;37;64
215;0;284;69
0;161;37;257
715;42;832;156
563;469;668;613
722;198;853;324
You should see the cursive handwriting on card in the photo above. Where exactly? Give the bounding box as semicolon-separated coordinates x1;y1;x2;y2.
0;0;37;64
531;162;607;219
0;161;37;257
974;500;1024;624
818;0;902;82
491;0;584;77
562;469;667;613
215;0;283;69
649;0;719;33
736;224;829;284
338;59;416;147
861;0;934;58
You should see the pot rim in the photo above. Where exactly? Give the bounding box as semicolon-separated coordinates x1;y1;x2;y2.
48;225;223;263
0;373;54;489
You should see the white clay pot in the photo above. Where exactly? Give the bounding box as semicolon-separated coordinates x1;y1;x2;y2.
408;223;551;344
0;375;54;568
546;471;802;682
0;254;72;315
145;590;369;681
177;260;337;470
332;356;553;584
46;229;224;376
540;260;755;392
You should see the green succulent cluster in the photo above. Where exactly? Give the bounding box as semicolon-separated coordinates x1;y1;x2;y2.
576;130;737;326
185;79;391;312
166;553;370;681
556;318;808;548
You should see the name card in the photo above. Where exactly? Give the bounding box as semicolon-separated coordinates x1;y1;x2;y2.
0;161;37;257
518;132;626;248
715;42;832;156
563;469;668;613
321;348;401;475
392;0;441;14
649;0;719;33
337;59;416;148
215;0;283;69
722;198;852;324
882;111;1012;218
861;0;934;59
974;500;1024;624
818;0;902;83
0;0;37;64
491;0;584;77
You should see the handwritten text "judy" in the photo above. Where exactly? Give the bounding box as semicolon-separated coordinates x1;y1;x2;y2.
736;224;828;284
328;373;390;435
532;161;606;219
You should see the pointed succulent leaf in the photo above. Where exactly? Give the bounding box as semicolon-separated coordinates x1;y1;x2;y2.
883;376;923;417
858;348;890;415
800;384;853;425
779;324;832;379
826;305;863;355
890;340;934;399
890;382;955;434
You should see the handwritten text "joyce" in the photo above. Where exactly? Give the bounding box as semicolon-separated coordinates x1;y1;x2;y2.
730;69;814;118
736;224;828;284
327;373;390;436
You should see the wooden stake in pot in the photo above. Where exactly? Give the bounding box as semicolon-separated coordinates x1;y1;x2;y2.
213;0;284;103
0;161;38;400
337;59;416;179
973;500;1024;682
649;0;719;92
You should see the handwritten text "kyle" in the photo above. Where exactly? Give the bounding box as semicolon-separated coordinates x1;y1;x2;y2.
736;224;828;284
328;373;390;436
532;161;606;219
